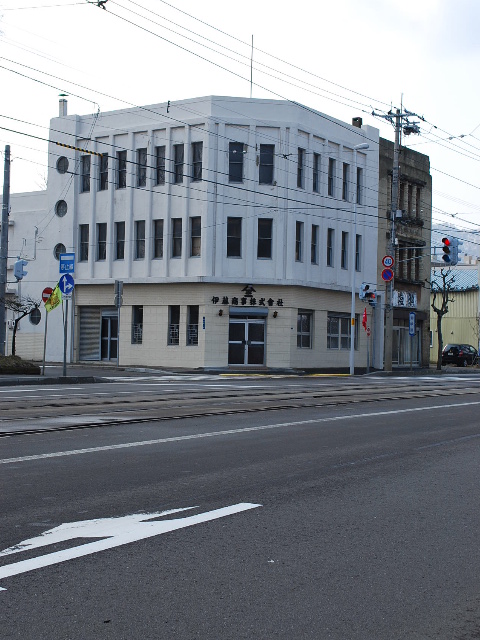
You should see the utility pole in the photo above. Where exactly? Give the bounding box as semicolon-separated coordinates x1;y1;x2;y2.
0;145;11;357
372;107;422;371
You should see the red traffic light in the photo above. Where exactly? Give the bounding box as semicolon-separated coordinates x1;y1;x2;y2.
442;237;451;247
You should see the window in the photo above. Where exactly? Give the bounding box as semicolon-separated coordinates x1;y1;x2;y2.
295;221;304;262
356;167;363;204
115;222;125;260
191;141;203;181
190;216;201;257
117;150;127;189
137;148;147;187
135;220;145;259
328;158;335;196
173;144;184;184
29;307;41;326
327;312;358;350
57;156;69;174
341;231;348;269
168;305;180;345
297;148;305;188
54;243;66;260
55;200;67;217
153;219;163;258
81;155;90;193
297;310;313;348
327;228;334;267
187;305;199;346
227;217;242;257
79;224;89;261
342;163;349;201
257;218;273;259
156;146;166;185
229;142;244;182
172;218;182;257
355;234;361;271
99;154;108;191
259;144;274;185
416;187;422;218
311;224;319;264
131;306;143;344
97;223;107;261
313;153;320;193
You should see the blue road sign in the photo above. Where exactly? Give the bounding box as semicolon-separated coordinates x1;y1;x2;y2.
59;253;75;274
409;312;416;336
59;273;75;296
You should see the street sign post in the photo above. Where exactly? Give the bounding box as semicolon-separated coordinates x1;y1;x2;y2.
58;273;74;297
382;268;394;282
59;253;75;274
42;287;53;303
382;255;395;268
409;312;416;371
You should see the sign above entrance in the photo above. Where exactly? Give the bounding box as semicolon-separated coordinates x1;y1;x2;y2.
212;296;283;307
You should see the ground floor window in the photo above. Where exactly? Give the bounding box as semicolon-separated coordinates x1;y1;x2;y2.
168;305;180;345
327;312;359;350
131;305;143;344
297;310;313;348
187;305;199;345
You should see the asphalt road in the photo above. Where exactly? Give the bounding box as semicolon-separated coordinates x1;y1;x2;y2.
1;378;480;639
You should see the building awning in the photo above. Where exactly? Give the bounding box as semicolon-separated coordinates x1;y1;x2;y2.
229;307;269;317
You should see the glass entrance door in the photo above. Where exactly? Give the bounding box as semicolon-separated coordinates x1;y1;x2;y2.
228;319;265;365
392;327;420;366
101;314;118;360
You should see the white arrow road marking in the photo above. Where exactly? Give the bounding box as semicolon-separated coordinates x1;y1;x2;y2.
0;503;261;590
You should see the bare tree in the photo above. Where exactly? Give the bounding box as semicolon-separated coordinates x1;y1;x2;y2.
0;295;41;356
428;268;456;370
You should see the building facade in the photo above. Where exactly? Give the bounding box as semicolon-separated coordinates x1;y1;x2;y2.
376;136;432;368
3;96;381;370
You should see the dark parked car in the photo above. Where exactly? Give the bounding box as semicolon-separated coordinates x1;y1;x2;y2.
442;343;478;367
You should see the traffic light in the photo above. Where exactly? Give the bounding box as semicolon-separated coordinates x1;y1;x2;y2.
365;290;376;306
450;238;463;266
441;237;452;263
13;259;28;280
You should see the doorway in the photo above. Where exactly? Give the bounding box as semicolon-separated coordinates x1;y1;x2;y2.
101;312;118;361
228;318;265;365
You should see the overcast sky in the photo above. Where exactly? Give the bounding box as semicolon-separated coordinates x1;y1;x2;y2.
1;0;479;247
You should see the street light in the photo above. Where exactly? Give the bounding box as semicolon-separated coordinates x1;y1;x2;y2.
350;142;369;375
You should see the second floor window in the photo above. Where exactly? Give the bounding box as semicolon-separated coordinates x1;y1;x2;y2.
356;167;363;204
311;224;319;264
190;216;201;256
173;144;184;184
137;148;147;187
259;144;274;185
81;155;90;193
97;223;107;261
257;218;273;259
327;228;334;267
341;231;348;269
99;154;108;191
135;220;145;259
227;217;242;257
79;224;89;261
295;221;304;262
117;150;127;189
191;141;203;181
172;218;182;257
153;219;163;258
229;142;244;182
355;234;361;271
115;221;125;260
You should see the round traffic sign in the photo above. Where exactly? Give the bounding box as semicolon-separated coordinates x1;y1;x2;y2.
382;268;394;282
367;328;371;337
42;287;53;302
382;255;394;268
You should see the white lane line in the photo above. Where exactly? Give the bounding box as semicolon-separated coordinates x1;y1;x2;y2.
0;387;86;394
2;400;480;466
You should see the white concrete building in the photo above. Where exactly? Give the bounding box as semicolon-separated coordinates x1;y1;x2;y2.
3;96;381;370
